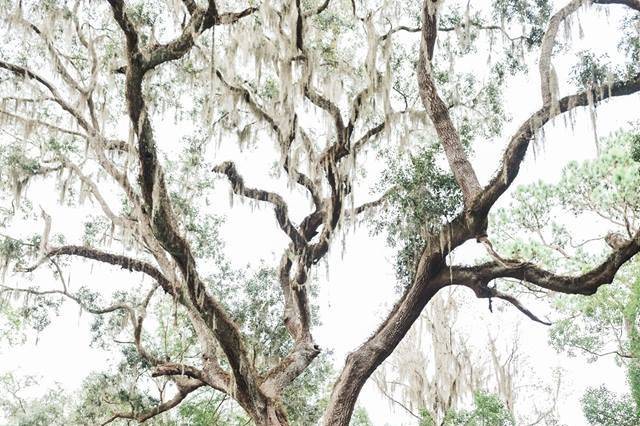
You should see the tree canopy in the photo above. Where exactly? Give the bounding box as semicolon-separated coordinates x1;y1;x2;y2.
1;0;640;425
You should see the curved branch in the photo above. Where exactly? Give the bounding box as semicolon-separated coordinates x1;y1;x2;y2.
0;284;135;317
457;228;640;296
20;245;175;296
145;5;258;71
539;0;584;105
304;84;346;142
102;378;204;425
476;72;640;216
212;161;307;251
462;282;552;325
1;280;161;365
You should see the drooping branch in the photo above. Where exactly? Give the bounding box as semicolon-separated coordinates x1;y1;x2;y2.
2;268;162;367
0;284;135;318
19;244;174;295
453;280;551;325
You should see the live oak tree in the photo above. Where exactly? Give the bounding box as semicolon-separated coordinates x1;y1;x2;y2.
1;0;640;425
0;262;335;425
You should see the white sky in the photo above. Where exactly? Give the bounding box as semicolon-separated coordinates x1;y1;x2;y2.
1;1;640;425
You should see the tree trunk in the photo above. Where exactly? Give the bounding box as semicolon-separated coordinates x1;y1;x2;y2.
245;398;290;426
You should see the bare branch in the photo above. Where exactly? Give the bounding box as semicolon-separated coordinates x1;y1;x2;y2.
212;161;307;251
102;378;204;425
463;283;552;326
19;245;174;295
349;187;395;217
0;284;135;318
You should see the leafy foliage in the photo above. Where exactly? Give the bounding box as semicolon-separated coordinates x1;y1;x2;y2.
419;392;515;426
493;130;640;423
581;385;639;426
373;143;462;286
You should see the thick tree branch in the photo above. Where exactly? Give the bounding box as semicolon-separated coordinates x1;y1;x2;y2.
476;73;640;217
20;244;172;291
539;0;584;105
456;230;640;296
145;5;258;71
106;2;266;416
416;1;481;204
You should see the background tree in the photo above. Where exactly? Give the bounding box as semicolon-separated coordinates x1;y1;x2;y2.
494;131;640;425
374;290;562;425
1;0;640;425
